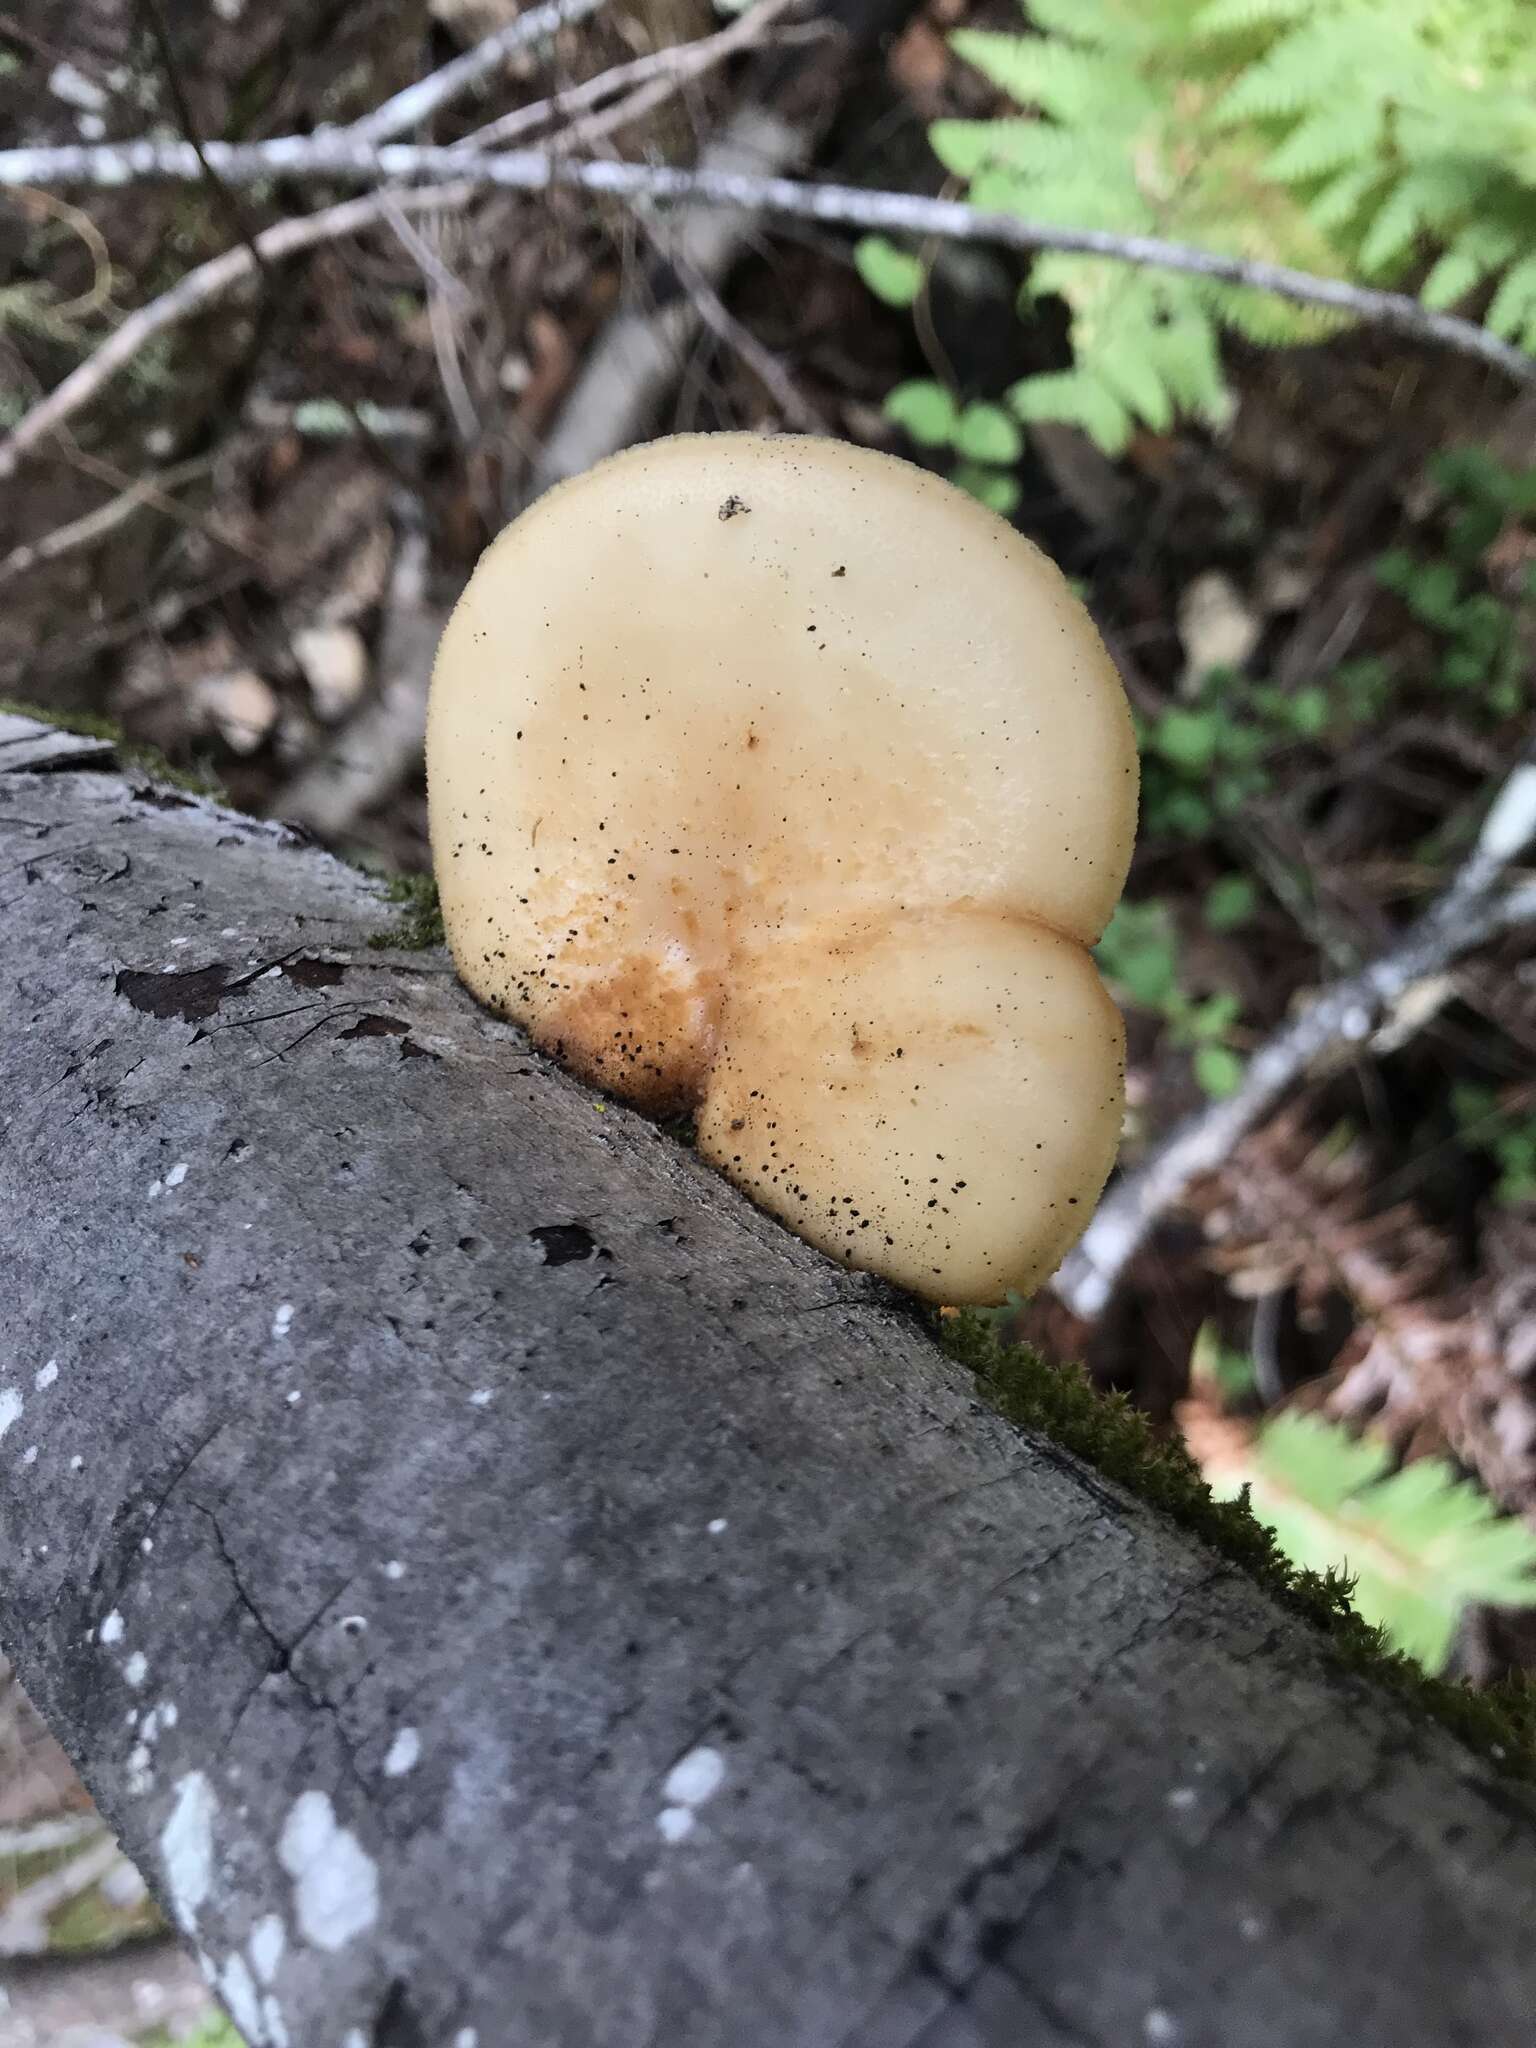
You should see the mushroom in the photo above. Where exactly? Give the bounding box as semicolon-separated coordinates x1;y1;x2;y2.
427;433;1137;1303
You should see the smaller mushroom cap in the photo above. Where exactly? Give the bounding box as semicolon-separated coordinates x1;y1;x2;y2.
428;433;1137;1302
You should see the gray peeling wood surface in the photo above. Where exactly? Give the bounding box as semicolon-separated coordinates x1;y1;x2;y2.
2;720;1536;2048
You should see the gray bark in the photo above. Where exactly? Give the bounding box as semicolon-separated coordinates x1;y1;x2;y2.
2;713;1535;2048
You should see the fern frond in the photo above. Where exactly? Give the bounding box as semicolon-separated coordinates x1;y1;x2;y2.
1145;307;1230;417
1013;0;1127;48
1201;278;1331;345
1420;223;1523;310
1008;369;1135;454
1263;103;1378;183
901;0;1536;456
1194;0;1313;34
1305;162;1387;233
1222;1411;1536;1673
1485;253;1536;346
929;119;1103;183
1356;164;1478;273
1216;20;1384;123
972;169;1148;234
1094;333;1177;432
950;30;1145;126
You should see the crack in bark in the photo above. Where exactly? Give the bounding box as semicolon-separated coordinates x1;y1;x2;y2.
187;1501;379;1821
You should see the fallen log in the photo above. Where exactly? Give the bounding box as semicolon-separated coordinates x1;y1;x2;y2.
3;712;1534;2047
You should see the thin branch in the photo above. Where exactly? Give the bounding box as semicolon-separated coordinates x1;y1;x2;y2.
135;0;272;285
1495;880;1536;934
274;497;444;837
628;191;823;435
9;185;116;321
466;0;812;149
0;451;215;584
351;0;609;143
672;247;825;432
0;185;478;480
515;104;806;502
0;138;1529;385
379;197;481;445
1054;747;1536;1322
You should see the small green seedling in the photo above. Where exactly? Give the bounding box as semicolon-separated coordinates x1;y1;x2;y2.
1452;1081;1536;1207
1095;898;1246;1099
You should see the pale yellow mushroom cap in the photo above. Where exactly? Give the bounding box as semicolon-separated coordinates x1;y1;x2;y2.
427;432;1137;1303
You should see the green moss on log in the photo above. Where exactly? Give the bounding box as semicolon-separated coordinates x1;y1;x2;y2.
0;696;220;796
938;1309;1536;1778
368;871;445;951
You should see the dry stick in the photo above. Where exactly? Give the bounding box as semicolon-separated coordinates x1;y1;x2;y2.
466;0;811;148
379;197;482;446
0;8;790;489
0;139;1528;375
0;0;605;486
276;1;815;836
0;452;215;584
350;0;609;143
627;197;823;433
274;498;445;836
0;185;478;481
670;247;824;431
518;107;809;503
1053;746;1536;1323
136;0;272;286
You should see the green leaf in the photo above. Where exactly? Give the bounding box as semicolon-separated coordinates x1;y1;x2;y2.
1152;708;1221;773
951;464;1021;516
854;236;923;308
1215;1412;1536;1674
1095;899;1181;1012
1155;788;1217;838
954;402;1024;465
1406;558;1463;625
1204;874;1258;931
1420;224;1520;310
1185;990;1242;1041
1305;162;1384;234
1265;104;1373;184
884;380;960;449
1286;684;1330;736
1193;1043;1245;1098
1189;1318;1258;1402
1358;174;1430;274
1447;501;1506;562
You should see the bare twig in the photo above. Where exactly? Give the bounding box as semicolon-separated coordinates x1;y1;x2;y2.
517;105;806;501
0;185;478;480
0;452;214;584
670;247;824;432
0;1831;125;1957
9;186;116;321
380;198;481;446
351;0;609;143
467;0;811;149
135;0;271;285
273;497;446;837
1054;747;1536;1321
1;139;1529;384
